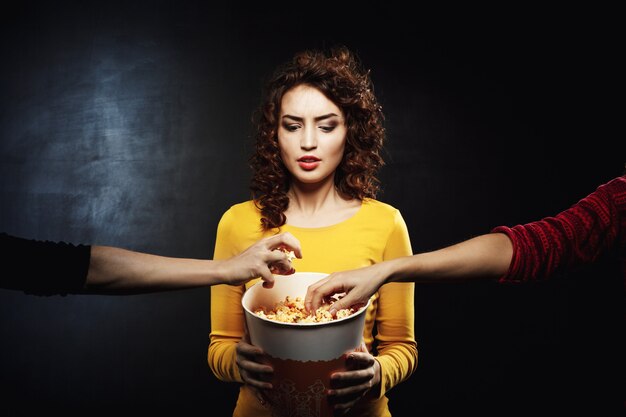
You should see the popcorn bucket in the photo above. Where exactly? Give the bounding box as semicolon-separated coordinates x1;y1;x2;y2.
242;272;369;417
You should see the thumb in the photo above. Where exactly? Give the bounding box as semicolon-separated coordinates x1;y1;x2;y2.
355;341;367;353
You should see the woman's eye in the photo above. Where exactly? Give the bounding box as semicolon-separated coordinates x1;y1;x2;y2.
283;124;300;132
319;125;336;132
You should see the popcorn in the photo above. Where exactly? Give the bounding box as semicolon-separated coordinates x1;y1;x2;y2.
269;246;296;275
254;295;354;323
283;250;296;263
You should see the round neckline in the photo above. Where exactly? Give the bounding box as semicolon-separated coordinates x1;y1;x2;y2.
281;199;368;232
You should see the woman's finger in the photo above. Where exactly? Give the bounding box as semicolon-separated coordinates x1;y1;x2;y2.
327;351;376;413
236;353;274;390
236;338;274;390
345;351;375;369
236;357;273;375
236;340;262;356
328;379;373;398
240;371;273;390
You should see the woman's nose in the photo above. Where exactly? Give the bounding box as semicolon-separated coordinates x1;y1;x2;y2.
300;125;317;150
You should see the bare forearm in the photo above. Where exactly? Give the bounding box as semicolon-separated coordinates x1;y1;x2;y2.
86;246;225;292
385;233;513;284
85;232;301;293
306;233;515;313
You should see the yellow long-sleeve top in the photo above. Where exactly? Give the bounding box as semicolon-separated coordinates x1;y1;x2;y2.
208;198;418;417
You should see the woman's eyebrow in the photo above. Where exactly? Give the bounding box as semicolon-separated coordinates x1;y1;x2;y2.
282;113;340;122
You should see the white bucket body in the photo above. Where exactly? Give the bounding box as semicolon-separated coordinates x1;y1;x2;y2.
241;272;370;417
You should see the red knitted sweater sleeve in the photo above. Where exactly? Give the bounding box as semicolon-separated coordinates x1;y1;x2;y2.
492;176;626;283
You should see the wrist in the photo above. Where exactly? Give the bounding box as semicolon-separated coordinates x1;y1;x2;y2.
210;259;231;285
380;257;409;284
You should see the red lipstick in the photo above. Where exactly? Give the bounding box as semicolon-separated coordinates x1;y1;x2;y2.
297;155;321;171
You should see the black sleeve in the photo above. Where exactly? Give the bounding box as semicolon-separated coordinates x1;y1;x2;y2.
0;232;91;296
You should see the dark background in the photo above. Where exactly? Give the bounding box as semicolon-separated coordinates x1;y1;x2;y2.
0;2;622;416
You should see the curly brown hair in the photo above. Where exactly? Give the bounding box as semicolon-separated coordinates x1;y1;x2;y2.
249;46;385;230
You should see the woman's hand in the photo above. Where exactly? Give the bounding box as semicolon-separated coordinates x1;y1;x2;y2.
235;329;274;407
328;343;381;415
220;232;302;288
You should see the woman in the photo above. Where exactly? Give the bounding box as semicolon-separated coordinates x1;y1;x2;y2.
208;46;418;416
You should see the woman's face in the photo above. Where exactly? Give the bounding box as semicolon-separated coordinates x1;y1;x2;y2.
277;84;347;186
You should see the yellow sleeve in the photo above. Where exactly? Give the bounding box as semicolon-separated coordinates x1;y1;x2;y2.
207;208;245;383
374;210;418;397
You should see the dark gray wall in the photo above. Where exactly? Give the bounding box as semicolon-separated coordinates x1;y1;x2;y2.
1;2;622;416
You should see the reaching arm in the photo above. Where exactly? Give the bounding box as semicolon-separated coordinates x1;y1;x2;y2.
307;174;626;313
86;232;301;293
305;232;512;313
0;231;300;295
